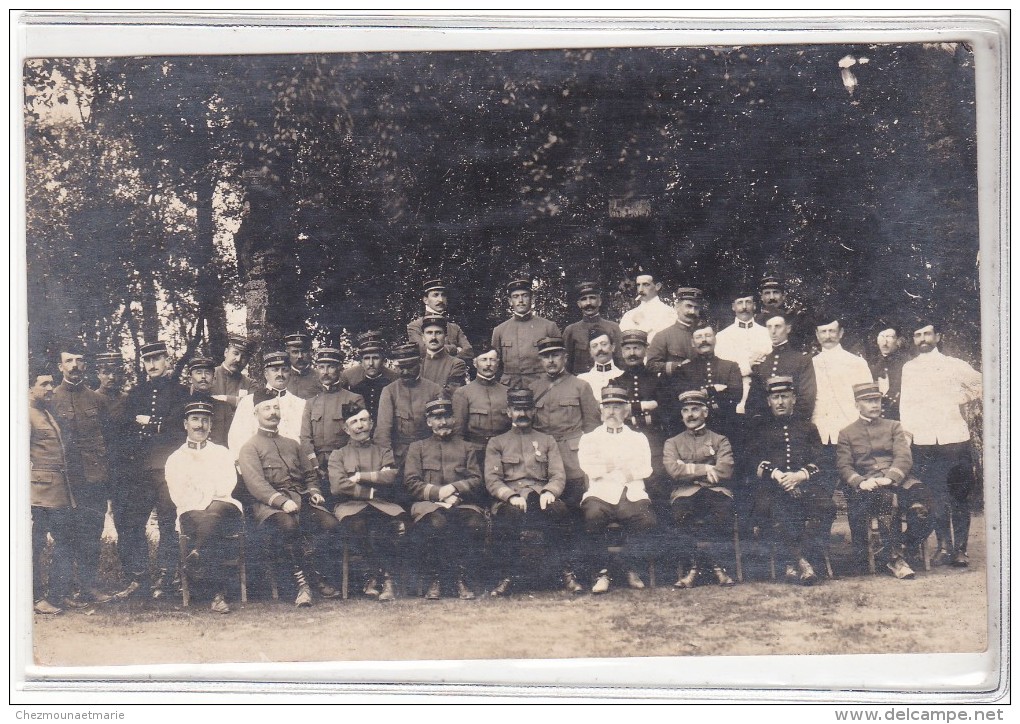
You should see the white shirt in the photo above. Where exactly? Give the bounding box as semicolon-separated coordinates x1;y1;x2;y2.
619;296;676;345
164;440;242;526
811;345;874;444
900;349;982;445
577;424;652;504
577;361;623;399
227;388;307;456
715;317;773;413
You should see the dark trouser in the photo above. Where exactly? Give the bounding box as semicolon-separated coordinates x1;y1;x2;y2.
67;482;108;592
263;506;340;577
913;443;974;552
581;496;658;573
670;489;735;569
412;508;487;585
753;482;836;568
845;483;932;565
32;505;73;602
491;491;573;584
339;508;407;577
180;502;242;599
112;468;178;585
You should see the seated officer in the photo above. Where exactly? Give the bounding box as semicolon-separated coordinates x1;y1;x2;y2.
237;388;340;606
577;385;658;594
837;382;932;579
748;376;834;585
484;387;578;597
404;395;486;600
663;390;737;589
300;347;366;477
164;400;243;614
328;402;408;602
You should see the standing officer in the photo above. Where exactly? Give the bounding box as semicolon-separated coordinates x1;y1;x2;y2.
94;350;127;416
484;387;574;597
228;351;307;454
563;281;622;374
899;319;982;567
811;316;873;467
746;313;817;421
186;355;234;447
407;279;474;362
374;342;444;470
673;322;743;442
663;390;737;589
748;376;834;585
284;332;321;400
646;287;703;378
300;346;366;477
30;363;74;614
619;272;676;346
576;330;623;398
867;324;907;420
714;292;772;415
754;274;810;350
420;315;468;389
50;342;114;606
451;342;511;455
404;395;487;600
116;340;190;599
211;334;254;409
491;275;560;388
341;330;399;391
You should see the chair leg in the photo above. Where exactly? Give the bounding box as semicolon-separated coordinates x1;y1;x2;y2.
269;559;279;601
341;543;350;600
866;517;879;575
733;519;744;583
824;551;834;579
647;559;656;588
179;534;191;608
238;531;248;604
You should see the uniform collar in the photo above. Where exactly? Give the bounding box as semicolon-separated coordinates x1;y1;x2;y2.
688;424;708;436
267;386;287;396
426;349;445;359
512;311;534;321
604;424;625;434
772;341;789;351
219;364;240;378
291;366;310;376
475;373;498;385
60;378;84;389
187;440;208;450
736;318;756;329
594;362;614;372
257;428;278;437
322;382;340;392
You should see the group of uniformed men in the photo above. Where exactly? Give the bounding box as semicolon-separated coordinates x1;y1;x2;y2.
29;273;983;614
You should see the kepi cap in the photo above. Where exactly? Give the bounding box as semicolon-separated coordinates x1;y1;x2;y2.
182;399;214;418
425;395;454;416
391;342;421;366
187;355;216;373
536;336;566;354
766;376;795;394
678;389;710;407
506;276;532;294
676;287;704;302
600;385;629;404
853;382;883;401
420;315;448;332
314;347;344;365
139;341;168;359
263;351;288;368
284;333;311;348
506;387;535;409
422;279;447;294
620;329;648;347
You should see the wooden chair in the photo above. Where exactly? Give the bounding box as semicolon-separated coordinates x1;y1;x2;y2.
179;519;248;607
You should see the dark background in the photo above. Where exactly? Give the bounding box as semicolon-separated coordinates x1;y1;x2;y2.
24;43;980;378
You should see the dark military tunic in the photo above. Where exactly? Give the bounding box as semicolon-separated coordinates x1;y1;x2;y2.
421;349;468;389
299;385;367;469
674;353;744;438
373;376;445;464
349;373;393;430
404;434;484;522
340;364;399;390
755;305;811;350
867;350;906;421
238;428;322;524
529;372;601;485
187;391;233;448
51;381;110;485
746;342;817;421
562;316;623;374
748;414;826;486
451;375;511;450
122;375;191;471
327;439;405;521
286;366;321;400
491;313;560;386
211;365;253;409
646;321;696;377
407;315;474;362
484;427;566;507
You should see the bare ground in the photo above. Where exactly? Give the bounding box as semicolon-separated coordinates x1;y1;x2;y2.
31;515;990;666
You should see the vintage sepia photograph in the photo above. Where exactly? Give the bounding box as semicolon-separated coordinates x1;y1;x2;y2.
16;13;1005;698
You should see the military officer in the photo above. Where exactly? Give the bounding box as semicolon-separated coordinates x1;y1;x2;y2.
576;329;623;398
210;334;254;409
490;275;560;387
50;342;114;606
284;332;321;400
407;279;474;362
451;342;511;454
328;402;408;602
419;315;468;389
341;330;399;391
30;364;74;614
238;388;340;606
164;400;244;613
404;395;486;600
94;350;127;417
484;387;577;596
748;376;834;585
746;312;817;421
185;355;234;447
714;293;772;415
374;342;444;469
299;347;366;476
618;272;676;346
562;281;622;374
228;351;307;454
529;336;601;508
837;382;932;579
646;287;703;378
754;274;810;350
115;340;191;599
577;385;659;594
673;322;743;442
867;324;907;420
663;390;737;589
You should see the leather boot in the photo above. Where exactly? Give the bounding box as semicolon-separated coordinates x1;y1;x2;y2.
457;577;476;600
378;575;396;602
674;566;699;589
425;578;442;600
293;568;313;607
562;570;584;595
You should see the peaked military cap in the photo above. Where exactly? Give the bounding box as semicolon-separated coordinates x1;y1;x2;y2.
425;395;454;416
391;342;421;365
356;330;387;356
853;382;883;401
421;314;448;331
575;280;601;299
263;351;288;368
620;329;649;347
600;385;629;404
314;347;344;365
506;276;533;294
284;332;311;348
139;341;168;359
95;350;122;367
182;399;214;418
187;355;216;372
678;389;710;407
676;287;704;302
506;387;535;409
536;336;566;354
422;279;447;294
766;376;796;394
226;334;252;352
760;274;785;292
